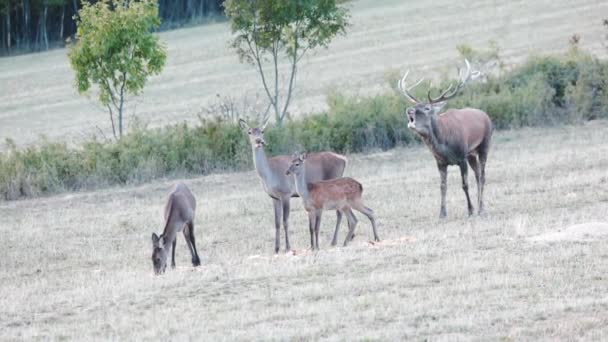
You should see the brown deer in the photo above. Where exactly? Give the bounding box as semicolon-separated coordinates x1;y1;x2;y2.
398;59;493;218
151;183;200;275
239;118;347;253
286;152;379;249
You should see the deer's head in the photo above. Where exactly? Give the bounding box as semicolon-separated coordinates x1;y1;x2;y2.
239;117;270;149
398;59;478;137
151;233;167;275
285;152;307;176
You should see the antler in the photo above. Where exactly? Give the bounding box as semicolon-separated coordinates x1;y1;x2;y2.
397;70;424;104
427;59;475;104
260;113;270;130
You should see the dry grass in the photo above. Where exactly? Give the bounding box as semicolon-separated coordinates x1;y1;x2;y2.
2;121;608;340
1;0;607;147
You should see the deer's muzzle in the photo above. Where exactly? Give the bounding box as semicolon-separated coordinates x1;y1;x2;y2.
255;138;266;147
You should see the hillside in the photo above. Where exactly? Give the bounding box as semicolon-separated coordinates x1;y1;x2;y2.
0;0;607;147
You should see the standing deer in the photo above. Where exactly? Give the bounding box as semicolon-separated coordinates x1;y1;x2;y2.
286;152;379;249
239;118;347;253
398;59;493;218
151;183;200;275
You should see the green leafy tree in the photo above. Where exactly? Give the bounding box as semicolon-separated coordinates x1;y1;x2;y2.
68;0;166;139
225;0;349;125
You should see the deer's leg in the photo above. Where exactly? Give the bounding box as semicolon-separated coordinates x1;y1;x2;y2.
459;160;474;216
281;199;292;252
313;210;322;250
272;198;283;254
478;150;488;215
171;238;176;269
185;222;201;266
331;210;342;247
183;226;193;265
438;163;448;218
467;155;482;215
353;202;380;242
308;210;316;250
343;209;358;246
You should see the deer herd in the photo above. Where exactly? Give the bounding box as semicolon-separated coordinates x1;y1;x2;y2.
151;59;494;274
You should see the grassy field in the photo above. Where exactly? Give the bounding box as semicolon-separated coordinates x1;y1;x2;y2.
1;121;608;340
1;0;607;148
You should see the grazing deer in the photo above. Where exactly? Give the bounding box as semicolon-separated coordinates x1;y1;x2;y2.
151;183;200;275
286;153;379;249
398;59;493;218
239;118;347;253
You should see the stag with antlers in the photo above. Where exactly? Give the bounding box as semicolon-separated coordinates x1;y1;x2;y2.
398;59;493;218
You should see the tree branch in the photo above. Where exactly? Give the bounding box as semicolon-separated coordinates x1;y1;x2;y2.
272;40;280;123
247;35;275;108
118;71;127;138
281;27;300;122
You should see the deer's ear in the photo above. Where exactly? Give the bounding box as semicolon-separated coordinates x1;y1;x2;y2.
431;101;447;112
300;152;308;160
238;119;249;130
152;233;160;247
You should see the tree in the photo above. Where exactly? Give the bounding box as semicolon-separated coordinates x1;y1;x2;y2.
225;0;349;125
604;19;608;50
68;0;166;139
1;0;225;55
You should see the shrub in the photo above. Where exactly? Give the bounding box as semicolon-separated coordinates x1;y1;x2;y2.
448;49;608;128
1;49;607;200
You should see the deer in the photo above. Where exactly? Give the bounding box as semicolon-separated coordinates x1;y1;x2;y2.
239;117;347;253
286;152;379;249
151;182;201;275
397;59;493;218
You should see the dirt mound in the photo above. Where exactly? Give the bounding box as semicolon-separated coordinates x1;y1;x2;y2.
527;222;608;242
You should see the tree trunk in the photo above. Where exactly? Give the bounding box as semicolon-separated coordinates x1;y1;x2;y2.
118;73;127;138
34;13;38;49
72;0;77;37
272;44;281;124
5;2;10;52
208;0;217;13
187;0;194;21
42;0;48;50
22;0;29;49
59;4;64;41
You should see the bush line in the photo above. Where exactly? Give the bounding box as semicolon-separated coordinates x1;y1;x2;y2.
1;50;607;200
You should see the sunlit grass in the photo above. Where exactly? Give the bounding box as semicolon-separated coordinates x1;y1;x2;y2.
1;122;608;339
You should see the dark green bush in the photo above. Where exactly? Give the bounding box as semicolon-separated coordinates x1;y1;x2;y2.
1;49;607;200
449;49;608;128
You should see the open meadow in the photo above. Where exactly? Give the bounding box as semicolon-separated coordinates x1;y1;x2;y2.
1;121;608;340
2;0;608;339
1;0;607;148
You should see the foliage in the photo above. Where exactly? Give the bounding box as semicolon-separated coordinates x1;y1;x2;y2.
225;0;349;125
456;41;505;81
68;0;166;139
0;119;251;200
447;48;608;128
0;0;224;56
2;49;608;200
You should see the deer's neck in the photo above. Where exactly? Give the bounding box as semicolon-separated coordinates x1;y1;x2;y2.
426;115;461;164
427;116;448;155
161;234;174;250
253;147;274;182
428;115;441;144
293;170;311;205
